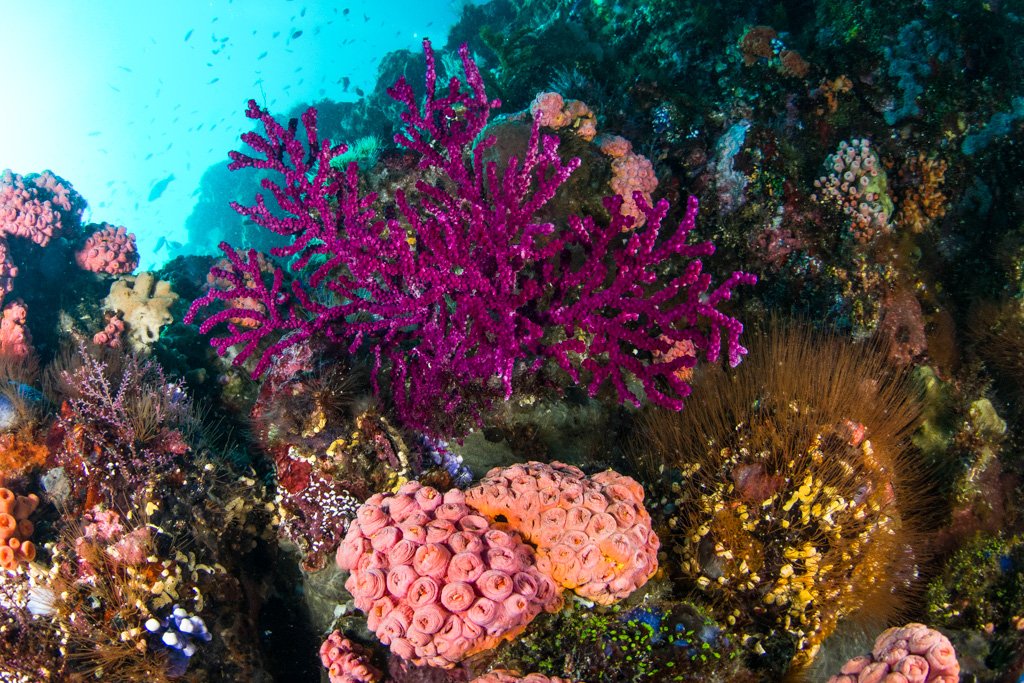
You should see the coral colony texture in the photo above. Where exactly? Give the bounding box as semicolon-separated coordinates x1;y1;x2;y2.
5;0;1024;681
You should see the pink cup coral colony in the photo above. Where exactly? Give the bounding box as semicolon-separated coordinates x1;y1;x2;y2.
320;631;384;683
827;623;961;683
334;463;659;670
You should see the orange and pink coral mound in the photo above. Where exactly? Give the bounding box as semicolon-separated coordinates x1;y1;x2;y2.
465;462;659;605
75;223;139;275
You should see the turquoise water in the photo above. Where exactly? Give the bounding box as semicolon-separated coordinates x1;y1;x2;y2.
0;1;464;270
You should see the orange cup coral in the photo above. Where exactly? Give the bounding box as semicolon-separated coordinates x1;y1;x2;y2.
0;486;38;569
465;461;659;605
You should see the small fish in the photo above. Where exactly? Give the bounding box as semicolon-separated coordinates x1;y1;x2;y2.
258;51;268;59
87;131;102;136
273;31;280;38
148;174;175;201
300;7;306;17
119;65;133;72
154;237;185;253
355;87;364;97
343;8;349;15
184;29;194;41
340;76;350;90
108;84;121;92
208;78;219;84
291;29;303;39
144;153;153;160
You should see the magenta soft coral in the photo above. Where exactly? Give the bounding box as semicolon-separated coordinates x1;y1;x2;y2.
186;39;756;437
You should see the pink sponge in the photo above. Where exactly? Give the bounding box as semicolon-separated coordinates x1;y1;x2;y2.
465;462;659;605
75;224;139;275
471;671;580;683
828;623;960;683
320;631;382;683
336;482;562;669
0;169;83;247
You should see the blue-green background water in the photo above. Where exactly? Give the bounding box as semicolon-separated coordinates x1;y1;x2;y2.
0;0;467;269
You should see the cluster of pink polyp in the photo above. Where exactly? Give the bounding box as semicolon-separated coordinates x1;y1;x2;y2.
336;482;563;669
812;138;892;243
74;223;139;275
827;623;960;683
0;170;138;358
186;39;756;437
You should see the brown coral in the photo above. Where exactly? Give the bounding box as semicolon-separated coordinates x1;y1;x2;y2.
895;153;948;234
636;322;928;670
